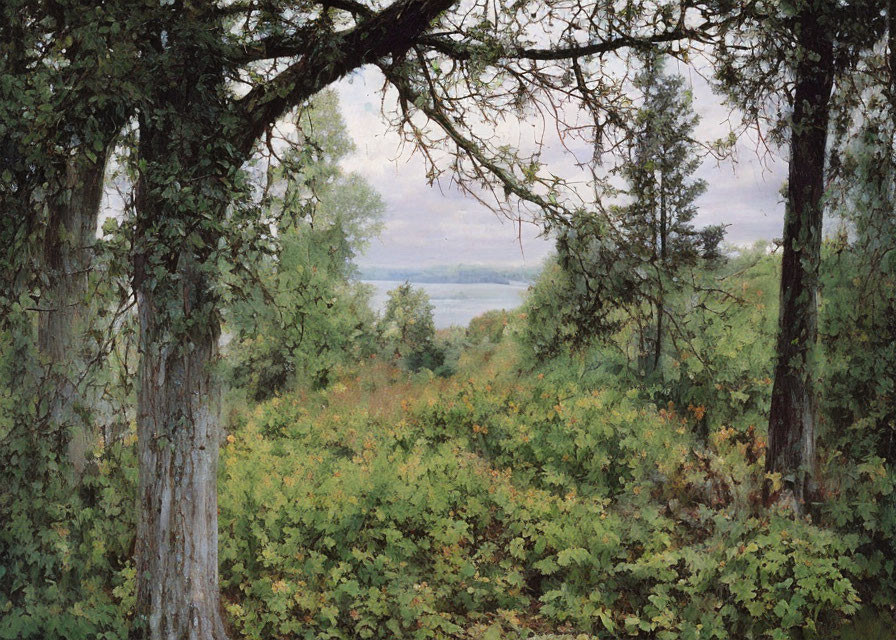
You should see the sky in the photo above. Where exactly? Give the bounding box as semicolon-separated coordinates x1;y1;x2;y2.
335;61;789;270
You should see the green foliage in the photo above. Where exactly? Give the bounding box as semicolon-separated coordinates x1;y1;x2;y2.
226;222;380;396
225;91;383;398
820;124;896;462
516;260;579;361
432;327;468;378
819;239;896;460
519;244;779;439
0;256;137;640
814;115;896;604
654;245;779;434
378;283;442;372
816;238;896;606
4;236;895;639
466;310;510;347
616;511;863;640
0;365;136;640
215;332;886;639
541;56;722;370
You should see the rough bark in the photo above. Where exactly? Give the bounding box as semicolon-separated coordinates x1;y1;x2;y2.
126;3;238;631
132;225;227;640
889;0;896;107
765;11;834;511
126;2;459;635
38;152;109;474
129;37;230;628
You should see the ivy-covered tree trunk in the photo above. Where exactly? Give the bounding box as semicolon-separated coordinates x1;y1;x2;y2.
124;1;460;635
132;205;228;640
129;10;235;634
38;152;108;473
765;11;834;511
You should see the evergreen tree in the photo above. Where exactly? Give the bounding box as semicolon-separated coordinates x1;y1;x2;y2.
620;54;711;372
552;55;720;372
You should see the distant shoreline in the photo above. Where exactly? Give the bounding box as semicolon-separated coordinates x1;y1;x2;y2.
358;264;541;286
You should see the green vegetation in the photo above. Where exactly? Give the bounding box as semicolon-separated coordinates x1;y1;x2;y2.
3;2;896;638
205;239;896;640
226;91;382;398
377;283;440;370
548;55;722;374
4;242;895;639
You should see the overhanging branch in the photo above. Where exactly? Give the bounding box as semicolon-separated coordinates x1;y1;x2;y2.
416;26;716;63
233;0;454;155
377;61;570;225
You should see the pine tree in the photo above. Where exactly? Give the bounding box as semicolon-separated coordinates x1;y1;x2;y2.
621;54;710;373
553;55;719;371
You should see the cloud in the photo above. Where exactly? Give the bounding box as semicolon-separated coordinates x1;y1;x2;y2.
335;62;787;268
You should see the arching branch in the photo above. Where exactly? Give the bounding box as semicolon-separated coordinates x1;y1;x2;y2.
233;0;454;154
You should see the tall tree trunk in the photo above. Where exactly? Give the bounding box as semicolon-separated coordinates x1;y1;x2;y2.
128;10;234;635
125;0;458;633
765;12;834;512
38;152;108;474
889;0;896;107
132;214;228;640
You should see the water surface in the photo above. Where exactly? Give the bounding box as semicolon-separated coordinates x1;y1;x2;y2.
363;280;529;329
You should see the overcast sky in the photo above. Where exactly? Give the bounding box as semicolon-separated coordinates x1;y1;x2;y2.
335;60;789;270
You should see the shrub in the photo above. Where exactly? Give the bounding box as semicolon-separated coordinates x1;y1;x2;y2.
0;427;136;640
217;350;882;640
378;283;444;373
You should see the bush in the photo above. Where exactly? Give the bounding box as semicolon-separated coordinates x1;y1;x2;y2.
216;347;883;640
466;310;509;346
516;261;579;362
0;423;136;640
226;227;380;399
378;283;444;373
432;327;467;377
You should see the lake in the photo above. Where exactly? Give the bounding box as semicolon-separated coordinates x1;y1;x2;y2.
363;280;531;329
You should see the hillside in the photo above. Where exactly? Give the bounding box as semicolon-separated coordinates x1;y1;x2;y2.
217;320;893;639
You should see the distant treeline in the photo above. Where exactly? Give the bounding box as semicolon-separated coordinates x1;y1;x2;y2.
359;264;542;284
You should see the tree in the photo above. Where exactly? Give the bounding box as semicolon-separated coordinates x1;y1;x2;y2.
711;0;887;510
1;0;132;472
545;55;718;372
227;91;384;398
820;23;896;464
518;258;581;361
616;54;710;372
766;8;834;510
127;3;476;636
1;6;138;632
379;282;440;370
2;1;723;637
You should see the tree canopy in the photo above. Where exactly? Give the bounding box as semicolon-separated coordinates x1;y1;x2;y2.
4;1;896;638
